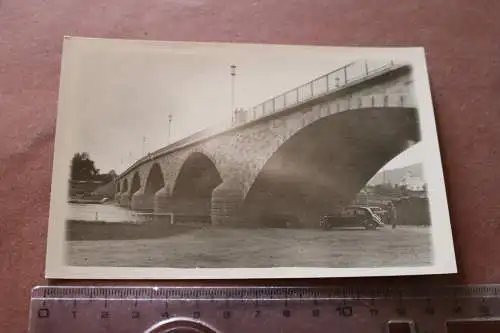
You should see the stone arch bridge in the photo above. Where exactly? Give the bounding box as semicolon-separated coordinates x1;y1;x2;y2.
114;61;420;227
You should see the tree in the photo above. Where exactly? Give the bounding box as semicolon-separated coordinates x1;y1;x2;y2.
70;152;99;181
94;170;116;183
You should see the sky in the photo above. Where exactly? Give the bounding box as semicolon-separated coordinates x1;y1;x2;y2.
59;39;423;175
381;141;423;170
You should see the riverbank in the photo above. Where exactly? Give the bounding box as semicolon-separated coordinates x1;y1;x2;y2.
68;198;108;204
66;219;198;241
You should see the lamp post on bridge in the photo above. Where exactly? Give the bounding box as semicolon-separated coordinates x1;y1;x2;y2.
168;113;173;144
141;136;146;156
119;156;124;174
230;64;236;124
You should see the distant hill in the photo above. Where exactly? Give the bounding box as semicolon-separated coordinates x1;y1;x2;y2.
368;163;424;186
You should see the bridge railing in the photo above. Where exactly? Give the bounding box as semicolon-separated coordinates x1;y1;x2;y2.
337;92;415;111
241;59;397;124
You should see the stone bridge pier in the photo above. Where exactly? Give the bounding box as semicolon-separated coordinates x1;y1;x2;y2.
154;185;174;213
211;179;246;226
131;189;155;211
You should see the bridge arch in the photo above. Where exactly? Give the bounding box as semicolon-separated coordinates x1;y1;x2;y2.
122;178;129;193
145;163;165;195
130;172;141;196
172;152;223;223
243;106;420;227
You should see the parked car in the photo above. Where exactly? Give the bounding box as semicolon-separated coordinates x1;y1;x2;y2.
319;206;384;230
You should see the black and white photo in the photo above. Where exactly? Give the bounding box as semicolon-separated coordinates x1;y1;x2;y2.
45;38;456;279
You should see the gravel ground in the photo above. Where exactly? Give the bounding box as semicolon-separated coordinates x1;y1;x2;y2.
67;225;433;268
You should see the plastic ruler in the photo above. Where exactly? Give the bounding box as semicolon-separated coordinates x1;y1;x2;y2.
28;285;500;333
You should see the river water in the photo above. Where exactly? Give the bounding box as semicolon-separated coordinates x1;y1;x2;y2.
66;203;145;222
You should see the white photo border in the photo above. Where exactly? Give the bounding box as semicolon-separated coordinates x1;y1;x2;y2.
45;37;457;279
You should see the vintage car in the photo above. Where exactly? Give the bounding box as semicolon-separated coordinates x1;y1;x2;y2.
319;205;384;230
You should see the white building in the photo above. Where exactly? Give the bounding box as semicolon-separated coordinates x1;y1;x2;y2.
399;172;426;191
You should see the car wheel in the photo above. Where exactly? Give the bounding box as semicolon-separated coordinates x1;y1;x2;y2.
365;220;377;230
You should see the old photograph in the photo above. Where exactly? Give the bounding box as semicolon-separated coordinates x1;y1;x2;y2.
45;38;456;279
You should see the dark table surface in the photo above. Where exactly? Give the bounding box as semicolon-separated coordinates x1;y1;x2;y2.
1;0;500;331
